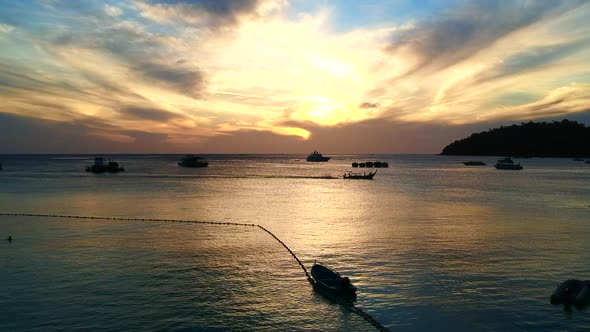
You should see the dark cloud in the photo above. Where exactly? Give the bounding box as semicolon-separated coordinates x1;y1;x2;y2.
200;129;307;153
119;106;181;122
358;101;379;109
133;62;205;97
142;0;263;27
123;130;169;145
0;113;109;153
0;62;86;97
0;113;173;153
387;1;584;77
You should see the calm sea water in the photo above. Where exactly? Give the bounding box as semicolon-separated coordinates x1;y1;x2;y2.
1;154;589;331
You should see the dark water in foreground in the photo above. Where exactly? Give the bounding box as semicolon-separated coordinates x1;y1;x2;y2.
1;154;590;331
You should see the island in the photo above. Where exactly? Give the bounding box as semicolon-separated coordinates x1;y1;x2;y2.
440;119;590;157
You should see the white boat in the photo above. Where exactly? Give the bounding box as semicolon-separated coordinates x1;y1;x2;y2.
306;150;330;162
494;157;523;170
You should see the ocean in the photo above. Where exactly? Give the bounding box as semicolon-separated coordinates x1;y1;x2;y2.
1;154;589;331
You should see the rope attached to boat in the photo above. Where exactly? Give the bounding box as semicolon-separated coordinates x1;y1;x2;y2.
1;213;390;332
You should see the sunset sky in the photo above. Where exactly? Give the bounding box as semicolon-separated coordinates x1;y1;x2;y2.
1;0;590;153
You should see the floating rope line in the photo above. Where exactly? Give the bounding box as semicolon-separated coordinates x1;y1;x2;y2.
1;213;390;332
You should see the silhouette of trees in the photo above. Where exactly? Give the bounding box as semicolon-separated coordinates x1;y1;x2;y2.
441;119;590;157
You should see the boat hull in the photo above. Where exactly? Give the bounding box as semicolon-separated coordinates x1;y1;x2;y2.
494;164;523;170
178;162;208;167
310;264;356;297
343;171;376;179
306;157;330;162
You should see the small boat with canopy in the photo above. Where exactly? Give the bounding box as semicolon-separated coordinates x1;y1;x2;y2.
310;263;357;297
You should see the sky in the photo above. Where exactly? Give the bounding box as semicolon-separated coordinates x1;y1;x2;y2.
1;0;590;153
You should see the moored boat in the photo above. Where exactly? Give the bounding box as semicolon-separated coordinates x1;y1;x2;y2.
351;161;388;168
310;263;356;297
306;150;330;162
178;155;209;168
494;157;523;170
343;170;376;179
85;157;124;173
463;161;486;166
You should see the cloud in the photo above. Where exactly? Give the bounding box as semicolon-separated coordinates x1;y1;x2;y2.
133;62;206;97
43;17;206;97
488;83;590;121
199;129;306;153
386;1;585;76
0;112;178;153
0;23;14;35
358;101;379;109
104;4;123;17
463;38;590;90
119;106;182;121
135;0;284;28
122;130;169;145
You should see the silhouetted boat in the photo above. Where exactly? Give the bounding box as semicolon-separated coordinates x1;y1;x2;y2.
573;158;585;161
352;161;388;168
306;150;330;162
85;157;124;173
178;155;209;168
494;157;523;170
310;263;356;297
343;170;376;179
463;161;486;166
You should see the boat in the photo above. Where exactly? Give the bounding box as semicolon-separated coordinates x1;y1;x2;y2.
310;263;357;297
351;161;388;168
178;155;209;168
494;157;523;170
463;161;486;166
343;170;376;179
306;150;330;162
573;158;585;161
85;157;124;173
